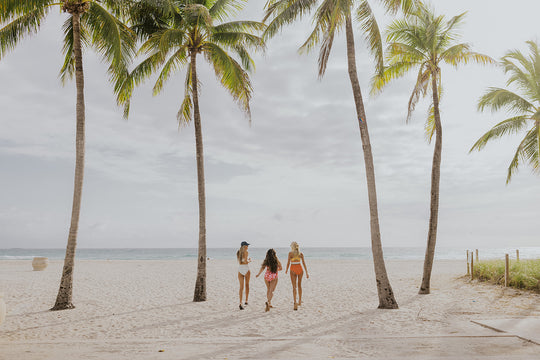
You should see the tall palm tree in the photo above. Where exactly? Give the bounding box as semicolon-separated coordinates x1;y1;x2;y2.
264;0;421;309
470;40;540;183
0;0;135;310
119;0;265;302
372;4;493;294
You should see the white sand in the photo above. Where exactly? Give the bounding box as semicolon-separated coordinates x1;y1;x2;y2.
1;259;539;359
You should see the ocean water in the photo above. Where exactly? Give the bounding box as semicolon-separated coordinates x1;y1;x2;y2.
1;247;539;261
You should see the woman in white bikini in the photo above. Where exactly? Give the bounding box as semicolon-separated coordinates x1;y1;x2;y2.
237;241;251;310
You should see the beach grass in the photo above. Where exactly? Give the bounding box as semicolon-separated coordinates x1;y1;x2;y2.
474;259;540;292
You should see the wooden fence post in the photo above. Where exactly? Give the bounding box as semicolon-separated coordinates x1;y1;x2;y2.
505;253;510;287
475;249;479;262
471;253;474;280
516;249;520;262
466;250;470;275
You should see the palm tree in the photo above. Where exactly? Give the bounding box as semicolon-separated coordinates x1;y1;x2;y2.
0;1;135;310
372;4;493;294
263;0;422;309
470;40;540;183
119;0;265;302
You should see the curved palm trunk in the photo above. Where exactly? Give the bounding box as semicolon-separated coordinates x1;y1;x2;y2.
191;52;207;302
52;11;85;311
419;72;442;294
345;16;398;309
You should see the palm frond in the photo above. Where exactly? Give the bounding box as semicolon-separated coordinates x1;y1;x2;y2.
379;0;421;15
116;50;168;118
469;115;530;152
501;51;539;100
407;66;430;122
371;60;416;94
356;0;383;75
298;23;322;55
184;3;213;28
506;127;539;183
477;87;535;114
424;103;435;143
59;15;90;84
263;0;318;40
231;44;255;72
211;31;265;52
128;0;173;41
203;42;253;120
386;42;425;64
153;46;189;95
0;0;53;22
317;25;336;78
177;61;195;126
213;20;266;34
440;43;494;67
209;0;245;22
0;5;50;60
83;2;136;73
98;0;132;20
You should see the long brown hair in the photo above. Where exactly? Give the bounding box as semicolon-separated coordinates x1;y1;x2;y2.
262;249;278;273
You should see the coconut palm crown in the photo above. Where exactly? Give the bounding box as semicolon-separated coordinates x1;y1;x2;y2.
118;0;265;302
264;0;420;78
372;4;493;121
372;4;493;295
470;40;540;183
1;0;135;86
0;0;135;311
119;0;265;121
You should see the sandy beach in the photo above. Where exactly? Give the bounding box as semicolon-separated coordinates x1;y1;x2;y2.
1;259;539;359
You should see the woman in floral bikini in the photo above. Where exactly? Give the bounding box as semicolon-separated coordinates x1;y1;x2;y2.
256;249;282;312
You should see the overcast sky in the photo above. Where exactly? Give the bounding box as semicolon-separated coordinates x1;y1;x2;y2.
0;0;538;250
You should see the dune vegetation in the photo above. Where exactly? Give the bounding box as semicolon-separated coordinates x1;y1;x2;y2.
474;259;540;293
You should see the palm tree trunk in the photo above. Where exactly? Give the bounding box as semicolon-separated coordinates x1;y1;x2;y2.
52;11;85;311
419;71;442;294
345;16;398;309
191;52;207;302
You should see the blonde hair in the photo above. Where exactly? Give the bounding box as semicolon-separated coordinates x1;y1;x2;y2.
290;241;300;258
237;245;248;263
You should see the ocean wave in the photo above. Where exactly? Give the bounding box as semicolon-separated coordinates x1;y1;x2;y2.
0;255;35;260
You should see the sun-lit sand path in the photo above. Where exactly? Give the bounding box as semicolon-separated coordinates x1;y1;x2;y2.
1;259;539;359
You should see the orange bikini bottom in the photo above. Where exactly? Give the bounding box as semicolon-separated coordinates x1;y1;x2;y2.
290;264;303;276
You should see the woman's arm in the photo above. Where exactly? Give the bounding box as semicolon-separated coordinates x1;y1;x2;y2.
301;253;309;278
285;252;291;274
277;260;283;271
255;265;265;278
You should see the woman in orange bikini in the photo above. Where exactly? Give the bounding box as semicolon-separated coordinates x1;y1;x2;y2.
285;241;309;310
256;249;282;312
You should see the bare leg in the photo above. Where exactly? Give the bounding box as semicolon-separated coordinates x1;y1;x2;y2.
238;273;244;306
298;273;304;305
264;279;271;311
290;271;297;304
268;278;278;304
245;271;250;304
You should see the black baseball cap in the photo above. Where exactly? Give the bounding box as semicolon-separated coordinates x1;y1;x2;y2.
241;241;250;246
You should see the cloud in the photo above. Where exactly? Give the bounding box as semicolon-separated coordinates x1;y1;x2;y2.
0;1;539;249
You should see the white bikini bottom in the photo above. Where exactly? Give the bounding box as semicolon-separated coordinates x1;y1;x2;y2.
238;264;250;276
